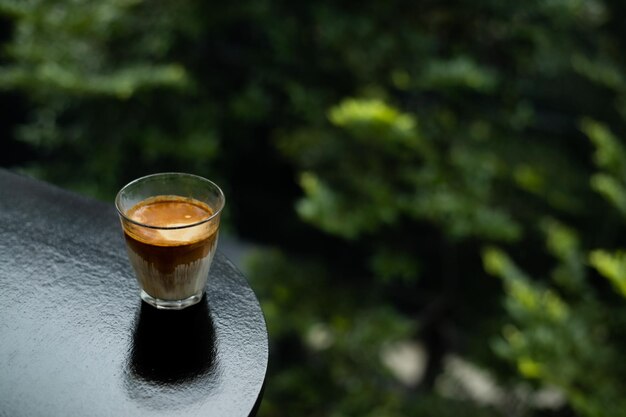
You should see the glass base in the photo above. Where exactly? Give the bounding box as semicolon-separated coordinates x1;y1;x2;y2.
140;289;203;310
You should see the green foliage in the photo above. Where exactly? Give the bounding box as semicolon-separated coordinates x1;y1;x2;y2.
584;119;626;218
248;250;500;417
483;234;626;416
589;250;626;298
285;97;522;242
0;0;187;97
480;123;626;416
0;0;213;197
542;219;586;293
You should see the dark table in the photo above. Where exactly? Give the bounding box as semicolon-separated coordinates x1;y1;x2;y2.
0;170;268;417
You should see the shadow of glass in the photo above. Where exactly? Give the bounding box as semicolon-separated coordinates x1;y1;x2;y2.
124;296;220;409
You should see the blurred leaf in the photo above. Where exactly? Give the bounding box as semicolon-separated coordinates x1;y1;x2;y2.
589;250;626;299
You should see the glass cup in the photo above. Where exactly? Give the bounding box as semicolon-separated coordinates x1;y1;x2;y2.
115;173;225;310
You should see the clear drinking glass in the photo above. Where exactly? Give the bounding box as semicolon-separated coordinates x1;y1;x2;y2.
115;173;225;310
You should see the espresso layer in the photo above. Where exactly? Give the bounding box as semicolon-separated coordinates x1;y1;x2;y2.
124;232;216;274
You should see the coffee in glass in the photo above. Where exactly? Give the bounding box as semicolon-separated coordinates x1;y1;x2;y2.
116;173;225;310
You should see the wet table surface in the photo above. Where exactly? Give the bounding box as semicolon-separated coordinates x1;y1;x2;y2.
0;170;268;417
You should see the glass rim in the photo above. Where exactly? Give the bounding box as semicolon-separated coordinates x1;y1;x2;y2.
115;172;226;230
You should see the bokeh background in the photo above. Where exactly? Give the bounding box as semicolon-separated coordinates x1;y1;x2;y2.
3;1;626;416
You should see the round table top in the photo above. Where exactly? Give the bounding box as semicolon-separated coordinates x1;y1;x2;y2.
0;170;268;417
